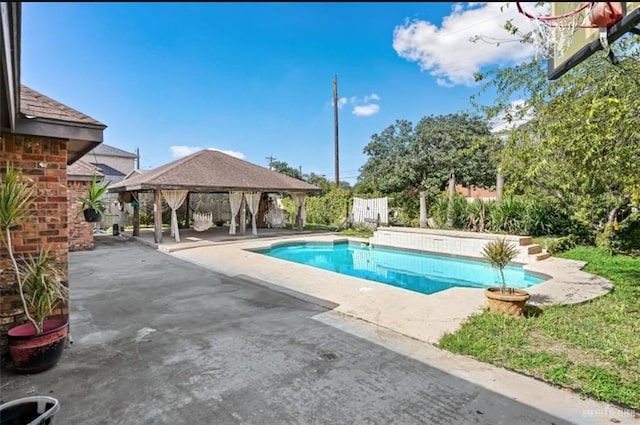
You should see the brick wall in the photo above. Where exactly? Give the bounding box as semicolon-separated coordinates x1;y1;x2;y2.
0;134;70;359
68;180;95;251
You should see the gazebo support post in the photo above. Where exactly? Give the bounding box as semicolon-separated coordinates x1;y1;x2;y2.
132;191;140;237
154;189;163;243
239;195;246;236
184;192;190;228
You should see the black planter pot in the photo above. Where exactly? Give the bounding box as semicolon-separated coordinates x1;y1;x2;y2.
83;208;102;223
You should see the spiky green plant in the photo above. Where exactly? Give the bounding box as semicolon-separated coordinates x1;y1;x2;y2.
481;238;519;293
76;174;110;215
0;163;39;332
21;248;68;332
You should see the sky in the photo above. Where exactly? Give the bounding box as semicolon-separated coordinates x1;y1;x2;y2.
20;2;540;184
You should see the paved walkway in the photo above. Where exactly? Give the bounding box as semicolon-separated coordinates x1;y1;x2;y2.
4;238;628;424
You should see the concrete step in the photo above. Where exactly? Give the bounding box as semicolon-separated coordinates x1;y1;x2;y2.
529;252;551;262
525;244;543;255
517;236;533;246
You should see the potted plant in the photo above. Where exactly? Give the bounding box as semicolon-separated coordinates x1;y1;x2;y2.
1;163;69;373
77;174;109;223
481;238;530;317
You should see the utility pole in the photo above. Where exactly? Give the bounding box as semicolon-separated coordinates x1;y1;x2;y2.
266;155;276;170
333;75;340;188
136;147;140;170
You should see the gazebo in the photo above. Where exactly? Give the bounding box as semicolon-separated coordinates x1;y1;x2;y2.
107;149;322;243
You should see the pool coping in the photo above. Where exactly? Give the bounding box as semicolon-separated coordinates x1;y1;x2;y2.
165;234;613;344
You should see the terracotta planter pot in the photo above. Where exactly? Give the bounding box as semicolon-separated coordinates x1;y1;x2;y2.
7;319;69;374
484;287;530;318
83;208;102;223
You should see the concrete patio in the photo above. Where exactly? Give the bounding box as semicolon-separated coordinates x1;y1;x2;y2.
1;236;635;424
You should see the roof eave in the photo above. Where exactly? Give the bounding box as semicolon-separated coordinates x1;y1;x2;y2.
15;115;104;141
14;115;106;165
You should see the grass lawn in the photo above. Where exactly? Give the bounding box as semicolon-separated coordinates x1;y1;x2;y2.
438;246;640;410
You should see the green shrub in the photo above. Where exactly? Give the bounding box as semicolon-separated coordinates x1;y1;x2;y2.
522;198;552;236
597;213;640;254
596;224;617;255
428;192;468;229
488;196;526;234
467;198;488;232
305;188;352;226
545;235;578;255
429;195;449;228
617;213;640;252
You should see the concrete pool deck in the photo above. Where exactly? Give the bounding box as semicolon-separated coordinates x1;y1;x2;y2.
157;233;613;345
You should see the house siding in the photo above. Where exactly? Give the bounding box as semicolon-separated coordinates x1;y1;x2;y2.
0;134;70;360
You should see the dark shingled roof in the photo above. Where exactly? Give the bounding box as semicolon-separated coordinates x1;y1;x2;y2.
89;143;137;158
91;162;127;185
109;149;321;194
20;85;106;127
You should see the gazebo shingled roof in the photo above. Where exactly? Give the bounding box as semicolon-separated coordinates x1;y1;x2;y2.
108;149;321;194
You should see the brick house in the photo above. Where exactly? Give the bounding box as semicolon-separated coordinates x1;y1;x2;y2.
0;2;106;359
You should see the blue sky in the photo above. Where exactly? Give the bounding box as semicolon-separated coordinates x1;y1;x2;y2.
21;2;536;184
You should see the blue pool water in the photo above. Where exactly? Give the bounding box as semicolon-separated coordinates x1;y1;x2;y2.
255;241;545;295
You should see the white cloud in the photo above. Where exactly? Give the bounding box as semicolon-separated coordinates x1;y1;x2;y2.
392;2;544;86
363;93;380;102
353;104;380;117
490;99;535;133
206;148;245;159
170;145;245;159
170;145;202;158
328;93;382;117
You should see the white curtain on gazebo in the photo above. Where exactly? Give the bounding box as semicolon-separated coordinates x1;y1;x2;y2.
161;189;189;242
228;191;244;235
244;191;261;235
292;192;307;229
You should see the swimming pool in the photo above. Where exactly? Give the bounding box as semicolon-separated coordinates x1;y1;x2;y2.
253;240;546;295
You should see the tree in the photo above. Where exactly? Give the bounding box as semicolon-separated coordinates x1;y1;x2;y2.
413;113;496;226
358;115;496;227
472;37;640;233
304;173;333;195
270;160;302;180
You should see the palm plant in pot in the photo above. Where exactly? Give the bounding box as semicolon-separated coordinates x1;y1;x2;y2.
481;238;530;318
77;174;109;223
1;164;69;373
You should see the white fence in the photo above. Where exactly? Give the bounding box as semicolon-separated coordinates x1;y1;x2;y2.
351;197;389;226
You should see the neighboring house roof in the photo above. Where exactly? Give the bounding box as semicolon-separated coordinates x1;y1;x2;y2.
67;160;104;182
455;185;497;199
20;85;106;127
123;169;146;180
88;143;137;159
108;149;322;194
91;162;127;185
